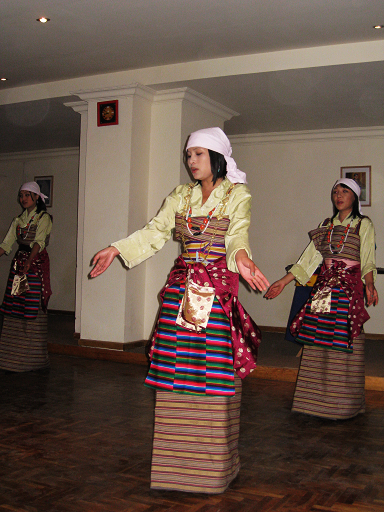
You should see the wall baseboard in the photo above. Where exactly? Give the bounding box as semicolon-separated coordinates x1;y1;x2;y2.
78;338;147;351
48;310;75;316
259;325;384;340
259;326;286;333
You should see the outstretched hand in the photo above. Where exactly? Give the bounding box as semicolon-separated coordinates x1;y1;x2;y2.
264;272;295;299
264;279;286;299
235;250;269;292
90;246;120;278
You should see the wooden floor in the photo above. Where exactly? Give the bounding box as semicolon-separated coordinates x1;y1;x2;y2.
1;355;384;512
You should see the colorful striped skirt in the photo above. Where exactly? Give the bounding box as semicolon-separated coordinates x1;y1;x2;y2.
0;307;49;372
0;269;49;372
145;283;235;396
292;333;365;419
294;286;352;352
151;375;242;493
0;269;42;319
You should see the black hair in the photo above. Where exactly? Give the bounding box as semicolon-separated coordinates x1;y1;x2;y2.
184;147;227;185
208;149;227;185
331;183;362;221
36;197;52;221
35;196;48;214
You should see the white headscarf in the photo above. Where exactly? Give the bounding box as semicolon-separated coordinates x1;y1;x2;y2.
333;178;362;214
20;181;48;203
186;127;247;184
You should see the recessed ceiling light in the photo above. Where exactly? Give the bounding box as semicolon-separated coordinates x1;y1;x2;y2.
373;25;384;29
1;78;7;81
37;17;50;23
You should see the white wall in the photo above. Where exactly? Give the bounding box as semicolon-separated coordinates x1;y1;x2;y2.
0;149;79;311
231;127;384;335
2;117;382;340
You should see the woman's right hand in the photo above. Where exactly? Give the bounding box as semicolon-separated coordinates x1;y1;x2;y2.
90;246;120;278
264;272;295;299
264;279;286;299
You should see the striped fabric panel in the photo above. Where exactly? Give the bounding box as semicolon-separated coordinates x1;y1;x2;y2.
0;308;49;372
0;269;42;319
151;376;241;493
323;238;361;261
175;213;230;243
295;287;352;352
311;223;361;262
145;283;235;396
16;213;50;247
292;335;365;419
182;240;226;263
175;213;229;263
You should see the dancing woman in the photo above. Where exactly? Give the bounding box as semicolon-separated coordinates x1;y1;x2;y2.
0;182;52;372
265;178;378;420
91;127;269;493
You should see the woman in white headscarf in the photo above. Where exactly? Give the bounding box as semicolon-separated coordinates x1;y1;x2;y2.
0;182;52;372
265;178;378;420
91;127;269;494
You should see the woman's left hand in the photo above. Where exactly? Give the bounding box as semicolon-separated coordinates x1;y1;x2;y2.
235;249;269;292
366;282;379;307
21;243;40;274
22;260;32;274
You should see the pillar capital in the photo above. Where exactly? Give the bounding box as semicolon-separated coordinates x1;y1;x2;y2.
72;83;155;103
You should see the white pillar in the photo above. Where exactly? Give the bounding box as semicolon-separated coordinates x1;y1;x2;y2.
63;100;88;336
71;84;154;348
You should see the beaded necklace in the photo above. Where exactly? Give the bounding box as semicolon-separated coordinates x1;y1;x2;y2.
186;205;217;236
17;213;37;240
181;183;235;263
327;222;351;254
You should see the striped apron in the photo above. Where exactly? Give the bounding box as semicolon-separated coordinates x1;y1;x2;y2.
147;213;242;493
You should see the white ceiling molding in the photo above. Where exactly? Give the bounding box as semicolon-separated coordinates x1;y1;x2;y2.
230;126;384;146
154;88;239;121
0;147;80;161
63;101;88;114
73;83;155;103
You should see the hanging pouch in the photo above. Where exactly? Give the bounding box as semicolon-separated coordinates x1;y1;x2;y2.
11;273;30;296
311;276;339;314
176;271;215;332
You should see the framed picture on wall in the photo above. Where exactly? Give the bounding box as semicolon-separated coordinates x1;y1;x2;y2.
340;166;371;207
35;176;53;207
97;99;118;126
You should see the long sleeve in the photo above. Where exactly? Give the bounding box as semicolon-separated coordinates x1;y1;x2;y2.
290;241;323;285
359;217;376;282
33;213;52;251
0;218;18;254
111;185;183;268
225;184;252;273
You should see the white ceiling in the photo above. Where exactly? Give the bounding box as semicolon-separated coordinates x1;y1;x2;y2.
1;0;383;152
